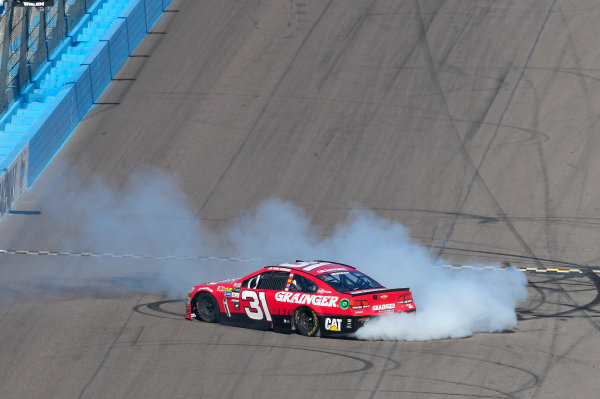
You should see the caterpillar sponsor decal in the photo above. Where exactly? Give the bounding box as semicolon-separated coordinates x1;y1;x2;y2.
324;318;342;331
274;292;339;307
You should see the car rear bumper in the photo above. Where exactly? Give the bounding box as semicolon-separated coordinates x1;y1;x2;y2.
320;309;416;335
355;308;415;327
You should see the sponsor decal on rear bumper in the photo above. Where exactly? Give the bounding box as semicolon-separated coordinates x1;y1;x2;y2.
325;318;342;331
372;303;395;311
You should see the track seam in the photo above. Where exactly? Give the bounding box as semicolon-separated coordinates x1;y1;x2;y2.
435;0;558;261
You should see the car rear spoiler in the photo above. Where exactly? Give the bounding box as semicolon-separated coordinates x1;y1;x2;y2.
294;260;357;270
350;287;410;296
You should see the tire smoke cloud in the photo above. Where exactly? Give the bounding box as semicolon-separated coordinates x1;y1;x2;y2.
228;199;529;340
5;170;528;340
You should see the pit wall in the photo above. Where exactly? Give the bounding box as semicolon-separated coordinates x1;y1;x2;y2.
0;0;173;220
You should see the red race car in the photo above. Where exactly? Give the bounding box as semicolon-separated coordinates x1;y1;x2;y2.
186;261;415;337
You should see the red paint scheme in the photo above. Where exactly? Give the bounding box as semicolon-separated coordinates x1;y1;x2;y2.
186;261;415;335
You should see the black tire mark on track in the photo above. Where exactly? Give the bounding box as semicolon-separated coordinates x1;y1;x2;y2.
434;0;559;264
412;0;535;267
517;280;547;318
426;243;585;269
524;262;597;399
314;0;378;90
344;206;600;234
518;271;600;325
378;375;517;399
132;299;184;320
130;302;408;374
135;341;376;376
135;302;533;396
395;348;539;397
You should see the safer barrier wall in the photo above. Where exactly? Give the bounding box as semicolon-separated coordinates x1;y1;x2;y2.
0;0;173;219
0;145;27;220
123;0;147;51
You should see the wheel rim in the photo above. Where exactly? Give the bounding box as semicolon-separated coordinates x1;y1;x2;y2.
299;310;315;331
199;297;214;319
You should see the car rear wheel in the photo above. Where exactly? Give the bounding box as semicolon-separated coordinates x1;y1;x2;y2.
294;307;320;337
194;293;220;323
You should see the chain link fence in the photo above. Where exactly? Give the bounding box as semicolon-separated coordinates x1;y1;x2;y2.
0;0;92;113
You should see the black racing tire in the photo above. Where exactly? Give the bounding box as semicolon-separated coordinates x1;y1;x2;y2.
293;307;320;337
194;293;220;323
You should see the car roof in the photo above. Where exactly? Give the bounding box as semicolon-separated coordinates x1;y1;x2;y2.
265;261;356;277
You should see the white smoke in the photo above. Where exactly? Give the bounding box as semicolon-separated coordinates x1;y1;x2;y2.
25;168;253;297
353;267;527;340
5;170;528;340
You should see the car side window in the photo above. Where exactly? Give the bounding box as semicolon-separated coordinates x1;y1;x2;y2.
242;275;260;289
255;271;290;290
289;274;318;293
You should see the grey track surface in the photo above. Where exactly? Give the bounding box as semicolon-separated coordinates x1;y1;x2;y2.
2;0;600;398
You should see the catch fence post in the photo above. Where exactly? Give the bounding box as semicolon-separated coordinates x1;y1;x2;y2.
0;0;14;111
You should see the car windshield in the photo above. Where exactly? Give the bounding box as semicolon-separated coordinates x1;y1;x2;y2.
317;270;383;293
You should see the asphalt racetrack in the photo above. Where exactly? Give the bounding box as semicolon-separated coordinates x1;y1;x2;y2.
2;1;600;398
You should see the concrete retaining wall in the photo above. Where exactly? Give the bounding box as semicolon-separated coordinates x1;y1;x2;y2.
0;145;27;220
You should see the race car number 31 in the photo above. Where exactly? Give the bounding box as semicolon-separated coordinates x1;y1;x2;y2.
242;291;272;321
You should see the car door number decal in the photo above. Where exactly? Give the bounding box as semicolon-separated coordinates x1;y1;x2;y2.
242;291;272;322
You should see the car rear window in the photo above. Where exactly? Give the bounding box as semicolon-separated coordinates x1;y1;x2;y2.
317;270;383;293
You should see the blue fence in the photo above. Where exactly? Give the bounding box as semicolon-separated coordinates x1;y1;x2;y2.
0;0;173;220
0;0;92;112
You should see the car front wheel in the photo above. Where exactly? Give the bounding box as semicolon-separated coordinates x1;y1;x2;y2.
194;293;220;323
